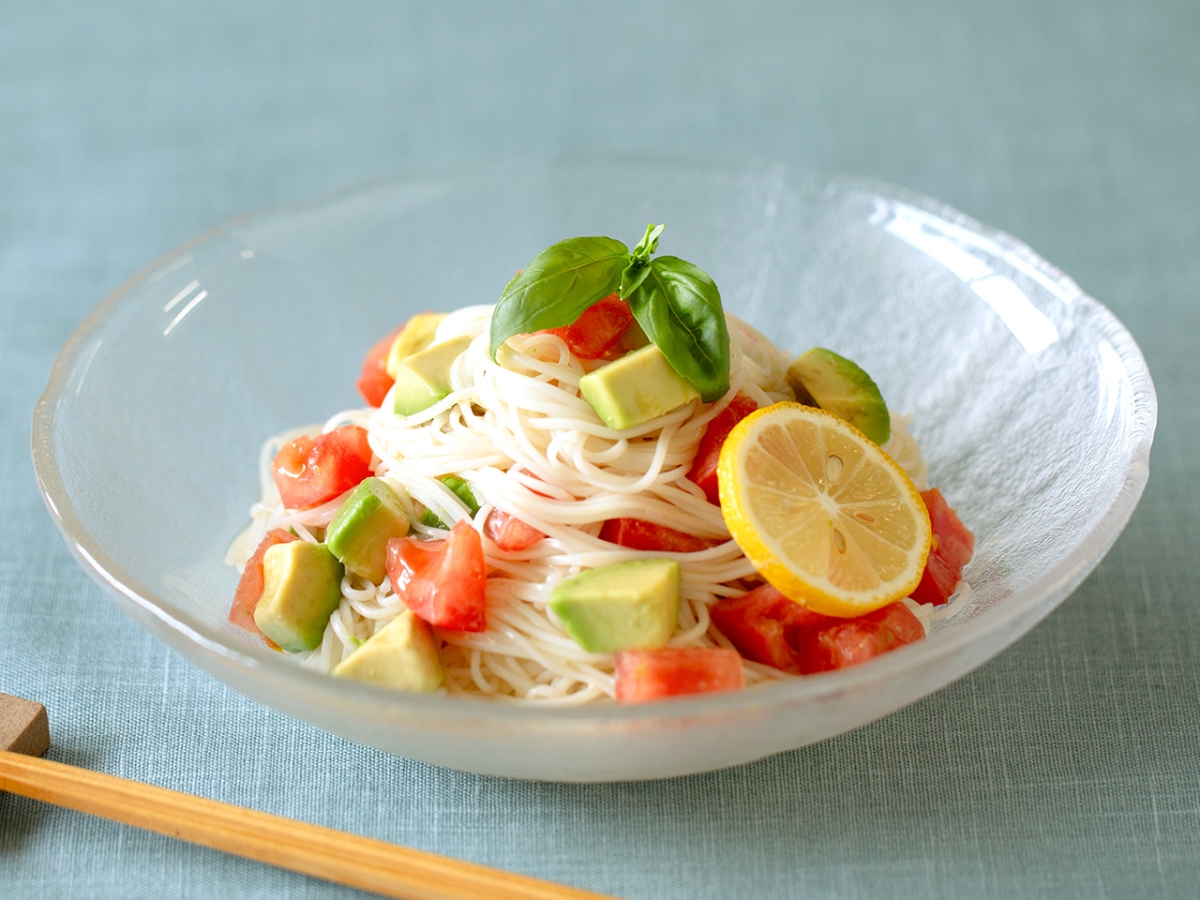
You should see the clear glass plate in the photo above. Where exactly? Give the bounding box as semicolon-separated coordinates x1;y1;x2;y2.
32;159;1156;781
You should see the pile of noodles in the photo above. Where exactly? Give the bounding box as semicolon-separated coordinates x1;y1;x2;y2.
228;305;965;705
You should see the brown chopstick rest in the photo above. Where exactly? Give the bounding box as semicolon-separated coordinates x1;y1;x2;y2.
0;691;50;757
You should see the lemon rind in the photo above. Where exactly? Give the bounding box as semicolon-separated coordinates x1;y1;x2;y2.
718;402;932;618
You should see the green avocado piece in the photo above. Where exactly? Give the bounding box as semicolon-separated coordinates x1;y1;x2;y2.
419;475;479;529
332;609;445;691
548;559;680;652
785;347;891;445
384;312;447;379
326;477;412;584
578;343;700;430
253;541;344;652
392;335;472;416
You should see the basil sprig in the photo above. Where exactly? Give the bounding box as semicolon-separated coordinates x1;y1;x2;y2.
489;224;731;403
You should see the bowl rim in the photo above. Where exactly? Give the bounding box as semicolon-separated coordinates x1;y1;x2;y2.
30;155;1158;727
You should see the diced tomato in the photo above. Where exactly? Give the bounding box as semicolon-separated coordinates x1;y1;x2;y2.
483;508;545;552
790;603;925;674
228;529;299;646
709;583;828;672
614;648;745;703
599;518;716;553
686;391;759;504
910;488;975;606
386;520;487;632
270;425;374;510
546;294;633;359
510;466;553;498
356;325;405;407
710;582;924;675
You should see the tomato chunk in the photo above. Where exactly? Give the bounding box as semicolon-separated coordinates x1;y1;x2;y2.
910;488;975;606
547;294;633;359
686;392;759;504
709;583;828;672
790;603;925;674
228;528;299;646
270;425;374;510
356;325;404;407
599;518;716;553
711;583;924;675
614;648;744;703
483;508;545;552
386;520;487;632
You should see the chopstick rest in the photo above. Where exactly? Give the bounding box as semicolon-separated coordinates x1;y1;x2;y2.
0;691;617;900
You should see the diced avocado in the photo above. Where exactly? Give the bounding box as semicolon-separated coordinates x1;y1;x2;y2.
326;477;412;584
332;609;445;691
548;559;680;652
578;344;700;430
392;335;472;416
785;347;891;445
384;312;447;379
419;475;479;529
253;541;344;653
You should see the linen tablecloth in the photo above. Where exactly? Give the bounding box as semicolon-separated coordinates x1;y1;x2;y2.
2;2;1196;897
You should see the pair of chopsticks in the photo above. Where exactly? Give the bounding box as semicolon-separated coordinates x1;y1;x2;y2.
0;692;618;900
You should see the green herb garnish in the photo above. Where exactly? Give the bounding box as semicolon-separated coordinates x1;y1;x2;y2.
488;224;730;402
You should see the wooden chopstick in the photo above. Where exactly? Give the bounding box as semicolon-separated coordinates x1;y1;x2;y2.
0;750;618;900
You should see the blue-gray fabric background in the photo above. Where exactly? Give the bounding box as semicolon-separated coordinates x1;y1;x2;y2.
2;2;1197;898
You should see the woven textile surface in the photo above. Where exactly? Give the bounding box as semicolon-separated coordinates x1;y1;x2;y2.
1;2;1197;897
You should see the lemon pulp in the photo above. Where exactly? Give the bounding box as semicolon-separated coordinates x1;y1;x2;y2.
717;402;931;617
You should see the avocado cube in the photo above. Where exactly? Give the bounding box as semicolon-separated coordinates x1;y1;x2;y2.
392;335;472;416
579;344;700;431
326;477;412;584
548;559;681;652
332;609;445;691
384;312;446;379
418;475;480;529
785;347;890;445
253;541;344;652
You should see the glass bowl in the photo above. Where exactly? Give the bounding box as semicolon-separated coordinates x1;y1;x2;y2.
32;159;1156;781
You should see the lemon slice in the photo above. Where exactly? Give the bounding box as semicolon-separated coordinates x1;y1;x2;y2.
718;402;931;617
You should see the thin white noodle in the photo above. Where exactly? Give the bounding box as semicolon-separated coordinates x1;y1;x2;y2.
236;307;968;702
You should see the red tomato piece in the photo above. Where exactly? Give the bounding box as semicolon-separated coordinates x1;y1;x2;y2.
509;466;553;498
386;521;487;632
599;518;716;553
709;583;829;672
483;508;545;552
270;425;374;510
790;603;925;674
614;648;745;703
356;325;404;407
910;488;975;606
547;294;633;359
710;582;924;675
228;528;298;647
686;391;759;504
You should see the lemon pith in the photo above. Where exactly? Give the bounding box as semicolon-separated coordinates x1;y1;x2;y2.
717;402;931;617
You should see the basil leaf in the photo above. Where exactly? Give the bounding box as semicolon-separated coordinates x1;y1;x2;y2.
620;223;665;296
489;236;629;358
626;256;731;402
630;223;664;263
618;257;652;299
